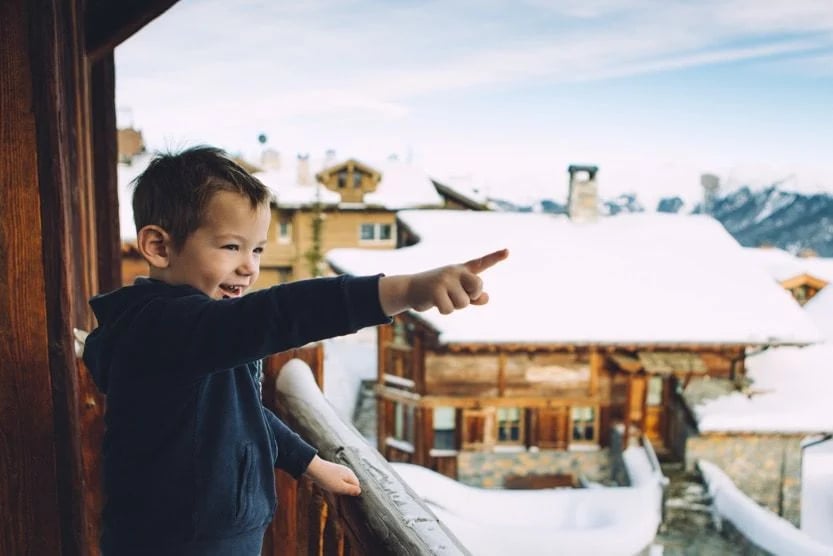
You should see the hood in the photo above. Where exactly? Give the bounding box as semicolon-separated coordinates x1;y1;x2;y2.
83;278;200;393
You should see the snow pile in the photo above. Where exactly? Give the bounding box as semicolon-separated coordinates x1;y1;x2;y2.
801;438;833;547
699;460;831;556
392;461;662;556
692;284;833;434
321;328;377;422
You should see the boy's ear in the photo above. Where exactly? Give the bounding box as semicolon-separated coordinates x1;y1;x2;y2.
137;225;173;268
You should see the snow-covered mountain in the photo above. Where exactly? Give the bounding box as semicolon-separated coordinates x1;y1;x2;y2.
489;186;833;256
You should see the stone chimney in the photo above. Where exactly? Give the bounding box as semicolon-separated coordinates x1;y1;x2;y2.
567;165;599;223
260;148;281;171
297;153;311;185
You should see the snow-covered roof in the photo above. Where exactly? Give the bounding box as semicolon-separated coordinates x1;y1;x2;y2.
690;284;833;434
328;210;820;346
745;247;833;283
254;156;444;210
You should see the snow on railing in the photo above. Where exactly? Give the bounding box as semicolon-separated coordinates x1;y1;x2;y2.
699;460;832;556
273;358;470;555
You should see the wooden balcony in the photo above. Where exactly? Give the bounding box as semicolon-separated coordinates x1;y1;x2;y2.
264;357;470;556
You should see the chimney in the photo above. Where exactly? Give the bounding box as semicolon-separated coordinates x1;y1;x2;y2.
297;153;311;185
567;165;599;222
324;149;337;168
700;173;720;214
260;148;281;171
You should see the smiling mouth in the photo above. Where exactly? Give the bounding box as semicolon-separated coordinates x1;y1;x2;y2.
219;284;244;298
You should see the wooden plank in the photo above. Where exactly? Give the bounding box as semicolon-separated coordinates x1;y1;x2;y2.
90;53;122;293
85;0;180;60
0;3;64;553
1;0;101;553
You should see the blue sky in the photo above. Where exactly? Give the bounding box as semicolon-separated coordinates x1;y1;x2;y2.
116;0;833;206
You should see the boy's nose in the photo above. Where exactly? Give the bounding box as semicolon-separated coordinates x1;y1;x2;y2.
237;254;259;276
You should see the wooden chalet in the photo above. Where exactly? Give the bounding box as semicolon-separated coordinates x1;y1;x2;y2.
327;209;821;487
1;3;467;554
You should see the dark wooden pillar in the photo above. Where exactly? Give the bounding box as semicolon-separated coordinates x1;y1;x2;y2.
1;0;98;554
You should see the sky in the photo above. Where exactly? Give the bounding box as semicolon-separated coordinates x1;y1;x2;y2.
116;0;833;207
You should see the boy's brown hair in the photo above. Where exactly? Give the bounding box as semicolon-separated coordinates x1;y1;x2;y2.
132;146;271;250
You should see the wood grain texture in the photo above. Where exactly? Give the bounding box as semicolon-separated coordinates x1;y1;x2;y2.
1;1;65;554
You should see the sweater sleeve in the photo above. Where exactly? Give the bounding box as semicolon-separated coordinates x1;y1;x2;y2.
145;274;391;376
264;407;317;477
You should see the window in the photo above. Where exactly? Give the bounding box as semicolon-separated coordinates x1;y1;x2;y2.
359;222;395;243
646;376;664;407
278;219;292;244
379;223;392;241
353;172;362;188
360;223;375;241
433;407;456;450
394;402;414;443
497;407;523;443
570;406;596;443
337;170;348;188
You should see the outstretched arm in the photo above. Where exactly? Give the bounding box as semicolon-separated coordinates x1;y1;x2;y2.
378;248;509;316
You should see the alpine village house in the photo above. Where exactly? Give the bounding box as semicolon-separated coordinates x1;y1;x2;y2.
327;166;821;494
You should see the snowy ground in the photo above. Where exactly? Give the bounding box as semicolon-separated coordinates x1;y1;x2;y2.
392;447;663;556
700;460;832;556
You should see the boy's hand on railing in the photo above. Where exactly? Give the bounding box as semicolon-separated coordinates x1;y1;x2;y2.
379;248;509;316
304;455;361;496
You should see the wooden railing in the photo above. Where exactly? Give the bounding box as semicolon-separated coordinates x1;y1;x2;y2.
264;358;470;556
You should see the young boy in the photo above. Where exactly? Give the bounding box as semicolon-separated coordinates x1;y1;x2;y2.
82;146;507;555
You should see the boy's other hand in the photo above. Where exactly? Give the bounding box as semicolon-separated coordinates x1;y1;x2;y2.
380;248;509;316
305;455;362;496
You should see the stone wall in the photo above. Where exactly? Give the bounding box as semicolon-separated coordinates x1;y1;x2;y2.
686;434;804;526
457;448;611;488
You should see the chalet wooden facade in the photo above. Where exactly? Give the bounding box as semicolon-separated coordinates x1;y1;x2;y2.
375;313;746;484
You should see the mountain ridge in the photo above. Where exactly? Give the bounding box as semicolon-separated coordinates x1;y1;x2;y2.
489;185;833;256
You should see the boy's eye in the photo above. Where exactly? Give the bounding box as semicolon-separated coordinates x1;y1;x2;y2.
222;245;239;251
254;247;264;255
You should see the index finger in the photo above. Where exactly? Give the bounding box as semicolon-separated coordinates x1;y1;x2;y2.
464;248;509;274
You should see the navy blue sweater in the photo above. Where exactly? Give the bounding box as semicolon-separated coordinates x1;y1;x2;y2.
83;275;389;555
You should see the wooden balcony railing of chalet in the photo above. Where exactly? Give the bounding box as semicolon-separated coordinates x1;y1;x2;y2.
263;356;470;556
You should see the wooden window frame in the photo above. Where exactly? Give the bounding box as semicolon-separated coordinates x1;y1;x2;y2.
495;407;524;446
569;405;599;446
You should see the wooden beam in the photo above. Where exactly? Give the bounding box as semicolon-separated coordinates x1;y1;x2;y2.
589;348;601;396
85;0;179;60
90;53;122;292
497;351;506;396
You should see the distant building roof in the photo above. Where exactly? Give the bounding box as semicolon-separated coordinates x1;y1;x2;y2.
745;246;833;283
254;156;445;210
328;210;820;346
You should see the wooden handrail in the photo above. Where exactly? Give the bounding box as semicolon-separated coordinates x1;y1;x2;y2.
272;358;470;556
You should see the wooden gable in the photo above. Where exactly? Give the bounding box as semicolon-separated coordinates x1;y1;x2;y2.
779;273;828;305
316;158;381;203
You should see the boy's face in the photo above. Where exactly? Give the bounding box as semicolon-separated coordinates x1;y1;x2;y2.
164;191;270;299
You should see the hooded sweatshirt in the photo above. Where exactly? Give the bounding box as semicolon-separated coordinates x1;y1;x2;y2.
83;275;389;556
